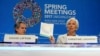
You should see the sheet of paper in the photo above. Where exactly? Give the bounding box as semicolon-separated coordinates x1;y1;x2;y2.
40;22;54;37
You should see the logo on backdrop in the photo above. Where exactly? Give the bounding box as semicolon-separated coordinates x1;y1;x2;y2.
13;0;41;27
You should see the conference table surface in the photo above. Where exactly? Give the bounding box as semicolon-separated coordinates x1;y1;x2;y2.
0;43;100;56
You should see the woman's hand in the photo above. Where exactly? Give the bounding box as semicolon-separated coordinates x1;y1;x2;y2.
49;36;55;44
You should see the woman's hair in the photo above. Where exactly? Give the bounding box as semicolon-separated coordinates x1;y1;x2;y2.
66;17;79;29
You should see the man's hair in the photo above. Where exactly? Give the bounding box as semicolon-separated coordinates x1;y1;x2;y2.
14;21;26;33
66;17;79;30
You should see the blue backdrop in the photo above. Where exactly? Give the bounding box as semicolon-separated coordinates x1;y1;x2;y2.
0;0;100;43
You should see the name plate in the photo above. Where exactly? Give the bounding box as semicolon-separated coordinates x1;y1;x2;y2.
4;34;38;42
67;36;97;43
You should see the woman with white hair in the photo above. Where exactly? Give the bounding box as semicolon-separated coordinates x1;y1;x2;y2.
50;17;79;44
